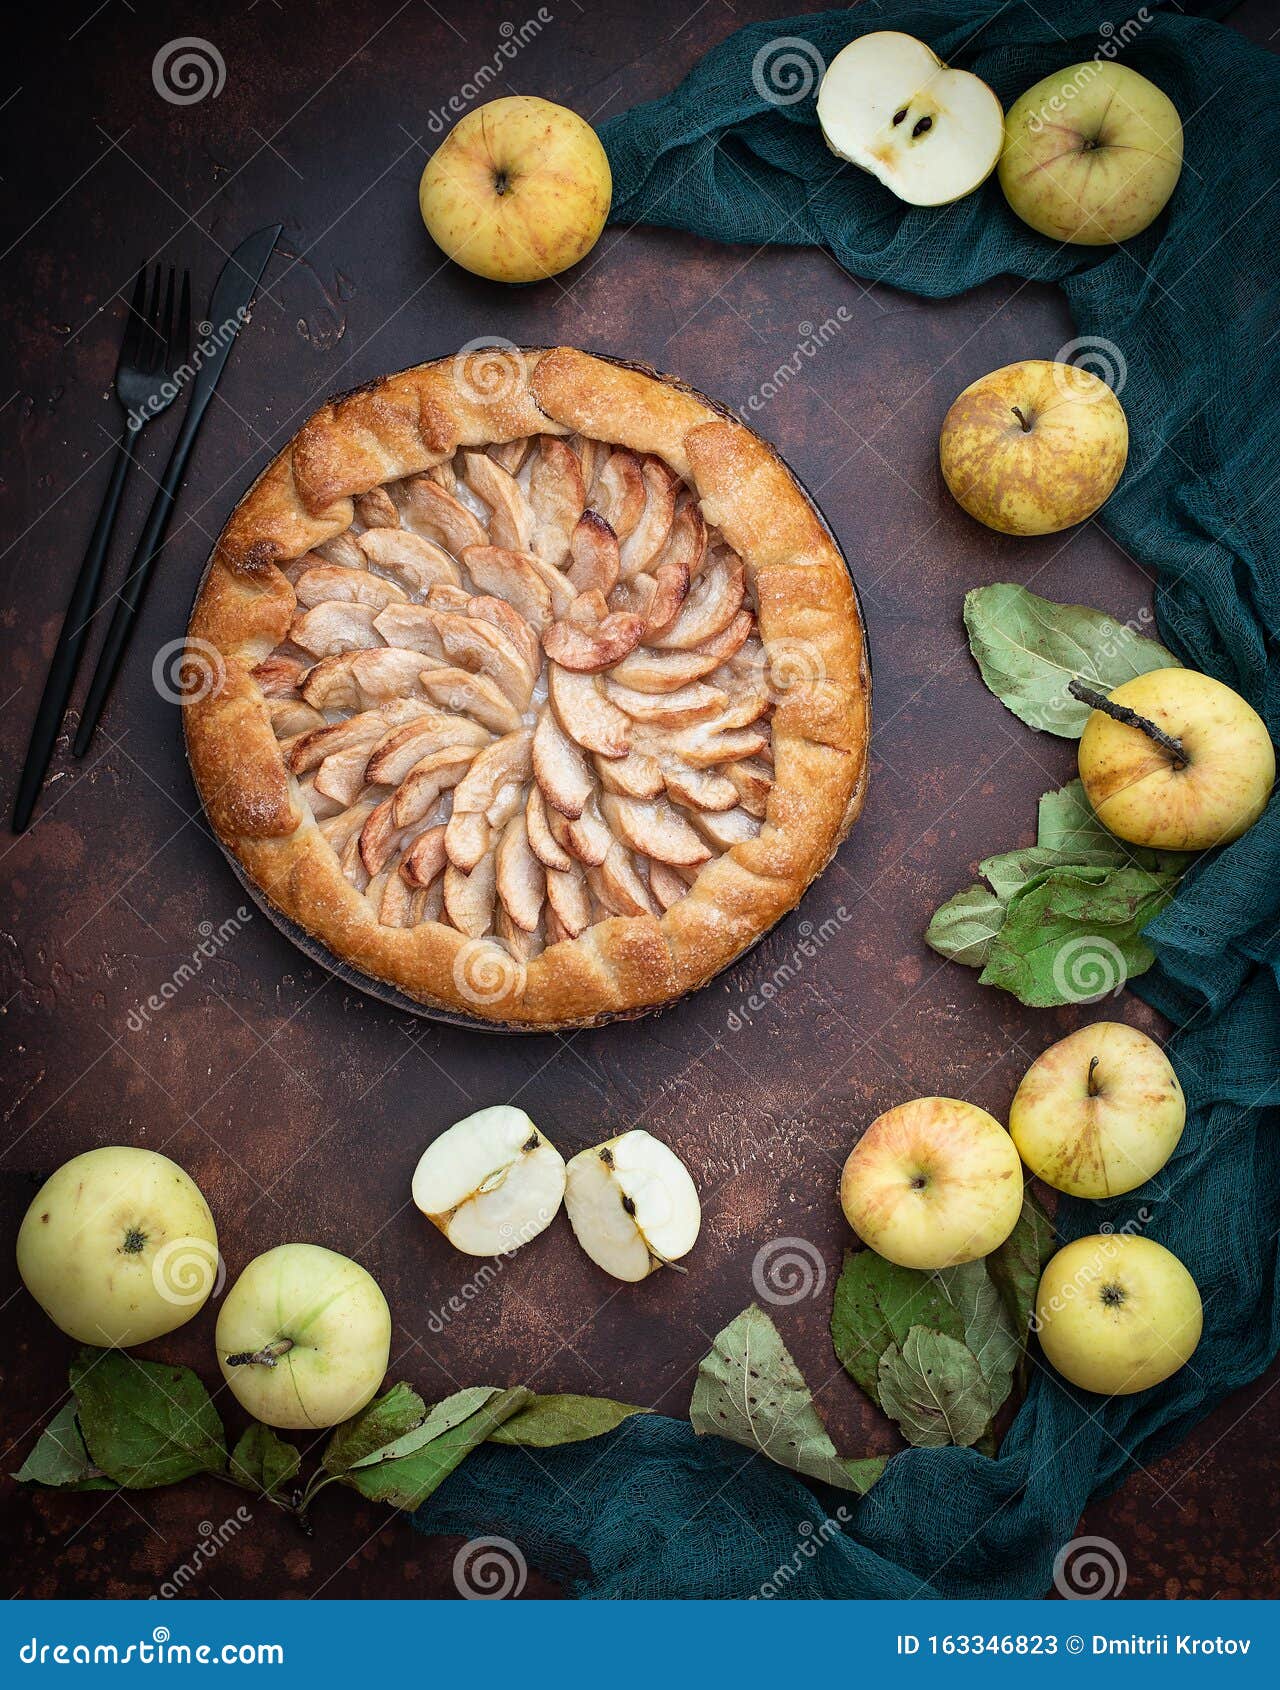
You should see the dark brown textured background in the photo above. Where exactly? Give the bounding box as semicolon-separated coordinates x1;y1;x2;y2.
1;0;1276;1601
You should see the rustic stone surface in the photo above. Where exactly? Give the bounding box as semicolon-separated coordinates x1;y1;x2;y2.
1;0;1275;1601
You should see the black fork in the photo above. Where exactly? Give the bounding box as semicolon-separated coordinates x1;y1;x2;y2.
13;263;192;831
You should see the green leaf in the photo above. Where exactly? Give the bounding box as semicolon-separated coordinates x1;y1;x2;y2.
987;1189;1057;1385
341;1387;531;1511
347;1385;501;1469
70;1349;226;1489
964;584;1180;738
1037;778;1193;876
830;1249;966;1405
229;1423;300;1496
487;1393;649;1447
322;1381;428;1474
924;883;1008;968
831;1251;1021;1444
979;864;1178;1007
1037;778;1124;858
877;1328;993;1449
691;1304;885;1496
13;1400;114;1490
979;846;1117;902
933;1263;1020;1416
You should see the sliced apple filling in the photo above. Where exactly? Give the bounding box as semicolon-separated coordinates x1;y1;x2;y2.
255;435;775;966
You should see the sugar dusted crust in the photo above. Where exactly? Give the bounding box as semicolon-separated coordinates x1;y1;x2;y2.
184;348;870;1028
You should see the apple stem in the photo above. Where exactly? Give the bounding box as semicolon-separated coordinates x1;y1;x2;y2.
1010;405;1033;432
224;1338;295;1369
1087;1055;1101;1097
1068;679;1189;769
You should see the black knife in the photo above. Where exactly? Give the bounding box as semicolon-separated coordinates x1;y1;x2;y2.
72;224;282;756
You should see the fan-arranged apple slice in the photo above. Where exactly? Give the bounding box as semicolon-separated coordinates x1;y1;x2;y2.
566;511;621;597
419;668;524;735
293;564;407;609
527;436;586;565
412;1106;566;1257
290;601;382;657
357;528;461;593
564;1129;701;1282
392;475;488;554
533;705;594;818
461;545;555;631
817;31;1003;207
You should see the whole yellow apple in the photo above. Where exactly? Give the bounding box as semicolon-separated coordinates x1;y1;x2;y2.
840;1097;1024;1270
419;96;611;283
1078;668;1275;850
217;1244;391;1430
16;1146;219;1347
1036;1234;1202;1395
1010;1022;1184;1198
999;62;1182;245
939;360;1127;535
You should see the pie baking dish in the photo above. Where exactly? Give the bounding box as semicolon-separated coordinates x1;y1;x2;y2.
184;346;870;1029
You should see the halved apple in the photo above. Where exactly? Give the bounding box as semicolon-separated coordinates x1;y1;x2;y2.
412;1105;565;1256
564;1129;701;1282
817;31;1003;207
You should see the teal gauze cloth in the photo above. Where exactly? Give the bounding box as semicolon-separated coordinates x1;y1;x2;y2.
418;0;1280;1597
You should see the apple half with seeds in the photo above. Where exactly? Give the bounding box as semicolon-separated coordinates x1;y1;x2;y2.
564;1130;701;1282
817;31;1004;207
412;1105;566;1257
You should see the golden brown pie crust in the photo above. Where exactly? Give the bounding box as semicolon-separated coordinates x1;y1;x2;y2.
184;347;870;1028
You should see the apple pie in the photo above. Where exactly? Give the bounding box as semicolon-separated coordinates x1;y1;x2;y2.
185;347;869;1028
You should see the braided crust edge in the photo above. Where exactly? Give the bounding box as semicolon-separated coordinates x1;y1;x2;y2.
184;347;870;1028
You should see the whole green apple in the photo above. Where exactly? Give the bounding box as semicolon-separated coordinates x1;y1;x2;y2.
999;61;1182;245
17;1146;218;1347
217;1244;391;1430
1036;1233;1202;1395
1010;1022;1184;1198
